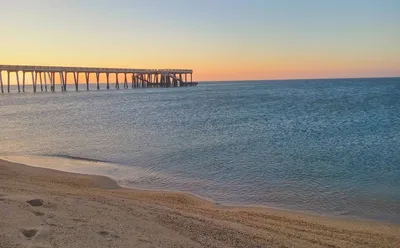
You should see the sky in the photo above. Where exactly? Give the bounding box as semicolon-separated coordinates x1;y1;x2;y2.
0;0;399;82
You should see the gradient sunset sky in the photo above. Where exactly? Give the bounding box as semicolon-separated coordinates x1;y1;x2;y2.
0;0;399;81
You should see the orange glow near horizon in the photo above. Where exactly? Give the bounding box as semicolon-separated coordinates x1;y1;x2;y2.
1;61;400;86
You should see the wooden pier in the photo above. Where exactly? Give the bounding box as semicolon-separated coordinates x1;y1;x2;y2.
0;65;198;93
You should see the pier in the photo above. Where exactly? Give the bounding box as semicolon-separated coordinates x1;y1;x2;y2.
0;65;198;93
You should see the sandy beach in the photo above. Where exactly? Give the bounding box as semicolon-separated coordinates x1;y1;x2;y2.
0;159;399;248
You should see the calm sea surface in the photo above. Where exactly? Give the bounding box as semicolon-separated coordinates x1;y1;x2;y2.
1;78;399;223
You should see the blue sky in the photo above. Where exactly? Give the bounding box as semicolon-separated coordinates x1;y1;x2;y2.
1;0;399;80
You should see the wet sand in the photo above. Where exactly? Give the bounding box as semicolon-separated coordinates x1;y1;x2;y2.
0;159;399;248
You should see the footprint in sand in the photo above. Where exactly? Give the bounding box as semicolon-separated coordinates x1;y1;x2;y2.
98;231;120;241
21;228;38;239
32;211;45;216
0;194;7;201
20;227;51;248
26;199;44;207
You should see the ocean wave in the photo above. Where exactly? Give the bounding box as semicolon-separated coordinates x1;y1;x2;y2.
41;154;109;163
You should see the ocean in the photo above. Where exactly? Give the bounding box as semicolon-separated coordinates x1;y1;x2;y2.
1;78;399;223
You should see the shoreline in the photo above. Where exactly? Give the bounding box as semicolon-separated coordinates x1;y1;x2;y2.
1;155;398;225
1;159;399;247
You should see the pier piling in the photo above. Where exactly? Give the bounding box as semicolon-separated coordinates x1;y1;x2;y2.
106;73;110;90
96;73;100;90
44;73;47;92
116;73;119;89
7;71;10;93
85;73;90;91
16;72;20;93
22;72;26;92
124;73;128;89
0;71;3;93
39;72;43;92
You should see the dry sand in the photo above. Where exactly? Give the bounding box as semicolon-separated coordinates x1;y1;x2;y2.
0;159;399;248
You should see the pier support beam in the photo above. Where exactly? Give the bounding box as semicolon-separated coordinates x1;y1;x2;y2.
124;73;128;89
16;71;20;93
146;74;150;87
22;72;26;92
7;71;10;93
0;71;3;94
59;72;62;91
73;72;79;91
39;72;43;92
168;75;172;87
43;72;48;92
33;72;38;93
85;72;90;91
106;73;110;89
59;72;64;91
173;74;178;87
46;72;51;92
135;74;138;88
31;72;34;92
51;72;55;92
64;72;68;91
155;73;159;85
160;74;164;87
47;72;52;92
115;73;119;89
96;73;100;90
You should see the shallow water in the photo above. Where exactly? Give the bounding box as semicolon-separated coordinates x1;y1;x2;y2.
1;78;399;223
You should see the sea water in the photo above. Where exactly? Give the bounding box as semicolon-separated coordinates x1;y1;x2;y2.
1;78;399;223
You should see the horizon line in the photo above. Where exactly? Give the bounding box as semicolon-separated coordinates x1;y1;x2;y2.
200;76;400;83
